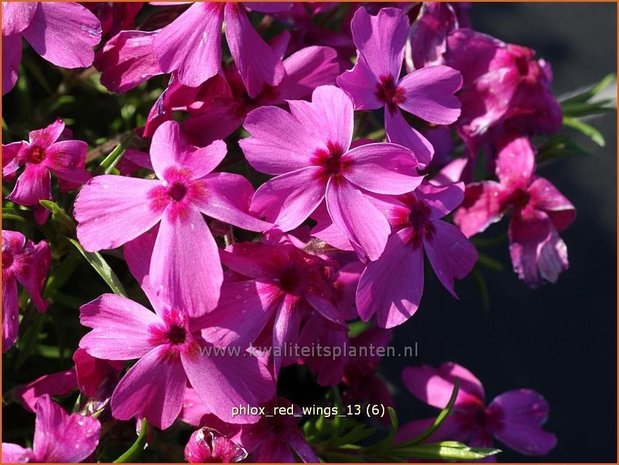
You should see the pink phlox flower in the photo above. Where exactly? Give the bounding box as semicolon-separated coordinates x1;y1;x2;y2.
1;394;101;463
2;2;101;94
185;427;248;463
2;230;51;352
3;119;91;224
454;136;575;286
143;42;341;145
78;289;275;429
200;234;348;374
151;2;291;94
75;120;270;318
355;181;478;328
241;84;424;261
337;7;463;168
397;362;557;457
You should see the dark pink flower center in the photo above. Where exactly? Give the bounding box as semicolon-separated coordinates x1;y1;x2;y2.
166;324;187;344
27;146;46;164
168;182;188;201
312;142;351;181
376;75;405;113
2;250;14;269
511;188;530;209
407;198;435;245
279;268;303;294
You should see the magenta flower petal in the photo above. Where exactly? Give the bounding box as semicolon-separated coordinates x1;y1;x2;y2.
1;443;32;463
224;3;285;98
28;119;65;148
7;164;51;206
155;3;224;87
79;294;161;360
181;345;275;424
528;177;576;232
326;179;390;261
384;108;434;168
2;33;22;95
310;202;355;252
454;181;506;238
185;427;248;463
74;175;163;251
12;239;51;313
150;207;222;318
495;136;535;187
73;348;123;398
193;173;270;232
32;395;100;462
350;7;408;80
344;143;423;195
96;30;162;93
288;86;354;153
273;293;304;372
2;141;22;178
488;389;557;455
2;2;37;35
336;56;383;110
44;140;90;186
200;281;277;348
16;370;77;413
356;229;424;328
304;288;345;325
401;364;485;410
279;46;340;101
111;345;186;430
398;65;462;125
241;107;323;175
22;2;101;69
509;209;568;287
2;276;19;352
440;362;487;401
424;221;478;297
251;167;325;231
417;182;466;219
150;121;227;181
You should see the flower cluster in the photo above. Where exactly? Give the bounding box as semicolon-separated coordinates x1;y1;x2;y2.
2;2;611;463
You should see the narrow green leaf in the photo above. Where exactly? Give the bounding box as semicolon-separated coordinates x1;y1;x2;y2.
394;442;501;460
113;419;149;463
477;253;504;271
68;239;127;297
97;135;133;174
39;200;76;232
563;116;605;146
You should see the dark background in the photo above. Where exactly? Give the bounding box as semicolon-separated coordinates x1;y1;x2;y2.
384;3;617;463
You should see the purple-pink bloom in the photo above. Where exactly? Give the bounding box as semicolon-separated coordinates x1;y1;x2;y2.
240;84;424;261
74;120;270;317
2;2;102;95
2;230;51;352
152;2;289;95
14;370;77;413
397;362;557;456
200;235;347;373
2;394;101;463
356;182;478;328
143;43;341;145
79;291;275;429
337;7;462;167
185;427;248;463
454;136;575;286
3;119;91;224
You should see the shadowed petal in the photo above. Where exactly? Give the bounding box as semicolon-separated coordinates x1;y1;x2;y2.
356;228;424;328
384;108;434;168
454;181;506;238
224;3;285;98
336;55;383;110
2;33;22;95
2;277;19;352
111;345;186;430
7;164;51;206
489;389;557;455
